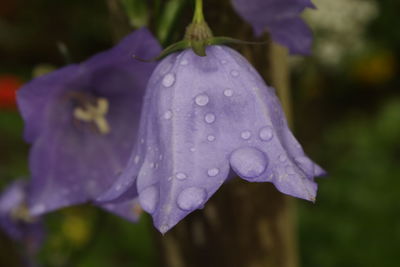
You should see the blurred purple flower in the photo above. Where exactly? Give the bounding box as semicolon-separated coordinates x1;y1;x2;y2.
231;0;315;55
100;45;325;233
17;28;161;220
0;180;44;252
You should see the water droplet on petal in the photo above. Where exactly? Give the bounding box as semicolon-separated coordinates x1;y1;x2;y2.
207;135;216;142
134;156;140;164
139;186;159;214
279;155;287;162
177;187;207;211
207;168;220;177
230;70;240;77
204;113;216;124
180;59;189;65
230;147;268;179
162;73;175;87
220;59;227;64
195;94;209;106
164;110;173;120
175;172;188;180
259;126;273;141
190;147;196;152
241;131;252;140
159;224;170;234
224;89;233;97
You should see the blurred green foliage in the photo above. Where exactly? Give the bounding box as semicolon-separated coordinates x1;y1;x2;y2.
299;100;400;267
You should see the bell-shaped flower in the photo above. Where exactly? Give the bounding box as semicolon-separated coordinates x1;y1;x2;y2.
100;45;325;233
0;180;44;252
231;0;316;55
17;28;161;219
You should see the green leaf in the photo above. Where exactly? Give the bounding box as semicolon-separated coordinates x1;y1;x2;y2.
120;0;149;28
156;0;188;45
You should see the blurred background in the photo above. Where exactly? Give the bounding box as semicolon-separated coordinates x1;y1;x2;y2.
0;0;399;266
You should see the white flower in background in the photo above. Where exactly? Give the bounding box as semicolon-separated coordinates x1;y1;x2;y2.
304;0;378;66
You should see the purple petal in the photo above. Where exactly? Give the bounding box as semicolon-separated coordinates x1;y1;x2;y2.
17;65;80;143
231;0;315;54
17;28;161;216
268;18;313;55
100;198;142;223
0;180;44;250
106;46;324;233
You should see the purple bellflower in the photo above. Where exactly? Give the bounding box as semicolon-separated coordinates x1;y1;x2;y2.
17;28;161;220
99;45;325;233
0;180;44;252
231;0;316;55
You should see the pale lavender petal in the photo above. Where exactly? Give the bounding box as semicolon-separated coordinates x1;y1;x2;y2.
106;45;324;233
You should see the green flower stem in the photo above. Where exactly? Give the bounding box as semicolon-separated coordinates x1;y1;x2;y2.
193;0;205;23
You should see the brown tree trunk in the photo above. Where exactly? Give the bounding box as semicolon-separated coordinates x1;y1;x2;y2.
158;182;298;267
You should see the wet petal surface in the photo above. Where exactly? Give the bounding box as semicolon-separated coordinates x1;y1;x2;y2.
105;45;324;233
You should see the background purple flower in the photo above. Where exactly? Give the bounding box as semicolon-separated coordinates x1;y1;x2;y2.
17;28;161;218
0;180;44;252
100;45;325;233
231;0;315;55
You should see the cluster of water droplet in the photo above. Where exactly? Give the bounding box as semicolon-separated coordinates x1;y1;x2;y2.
133;46;320;233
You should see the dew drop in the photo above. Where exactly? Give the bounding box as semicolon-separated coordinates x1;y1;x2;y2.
230;147;268;179
177;187;207;211
195;94;209;106
190;147;196;152
134;155;140;164
159;224;170;234
180;59;189;65
139;186;158;214
220;60;227;64
207;168;220;177
204;113;216;124
175;172;188;180
230;70;240;77
259;126;273;141
207;135;216;142
224;89;233;97
241;131;252;140
162;73;175;87
164;110;173;120
279;155;287;162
